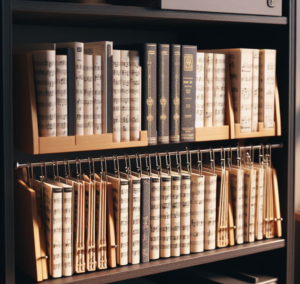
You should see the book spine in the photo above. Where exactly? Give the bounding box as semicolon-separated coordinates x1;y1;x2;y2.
213;54;226;126
95;182;101;269
255;168;264;240
140;177;150;263
113;50;121;142
157;44;170;144
62;187;73;276
84;55;93;135
106;43;113;133
129;179;141;264
94;55;102;134
150;176;160;260
160;176;171;258
180;45;196;141
243;170;251;243
180;174;191;255
195;52;204;128
204;53;213;127
190;175;205;253
252;50;259;131
142;44;157;145
75;43;84;135
32;51;56;137
171;175;180;256
56;55;68;136
120;180;129;265
130;51;141;141
249;169;256;242
101;181;107;268
121;50;130;142
259;50;276;128
204;175;216;250
170;45;181;143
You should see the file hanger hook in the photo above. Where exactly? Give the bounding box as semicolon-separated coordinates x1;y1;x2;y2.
124;154;131;178
156;152;161;177
186;147;191;174
52;160;58;180
40;161;45;182
113;155;120;179
75;158;81;181
236;144;241;169
103;156;107;181
88;157;93;181
145;152;151;176
210;148;215;175
261;143;265;165
251;144;254;169
27;162;33;186
64;158;70;179
197;148;203;176
176;150;182;174
220;147;225;170
136;153;142;178
165;151;170;176
227;146;232;169
269;144;272;166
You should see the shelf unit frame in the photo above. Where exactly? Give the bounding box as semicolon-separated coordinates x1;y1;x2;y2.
1;0;296;283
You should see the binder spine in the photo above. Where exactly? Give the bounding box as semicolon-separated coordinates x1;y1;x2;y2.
171;175;181;256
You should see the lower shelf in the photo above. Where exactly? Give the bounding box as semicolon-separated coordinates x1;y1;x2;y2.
17;238;285;284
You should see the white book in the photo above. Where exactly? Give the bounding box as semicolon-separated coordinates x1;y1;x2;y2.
43;181;62;278
107;176;129;266
84;41;113;134
230;167;244;244
32;50;56;137
130;50;141;141
252;49;259;131
128;176;141;264
196;52;205;128
190;173;205;253
83;55;93;135
203;173;217;250
56;55;68;136
170;173;181;257
93;55;102;134
259;49;276;128
213;53;226;126
243;168;256;243
204;53;213;127
56;42;84;135
150;175;160;260
160;175;171;258
113;50;121;142
254;166;264;240
121;50;130;141
180;173;191;255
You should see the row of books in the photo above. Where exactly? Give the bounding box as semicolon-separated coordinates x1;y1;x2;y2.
14;42;277;144
15;146;282;281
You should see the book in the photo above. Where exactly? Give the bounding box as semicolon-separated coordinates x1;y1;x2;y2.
253;165;264;240
113;50;121;142
93;55;102;134
170;44;181;143
195;52;205;128
204;53;213;127
56;55;68;136
83;55;93;135
272;168;282;237
56;48;75;136
121;50;130;141
190;173;205;253
107;176;129;265
252;49;259;131
181;45;197;141
157;44;170;144
213;53;226;126
84;41;113;133
259;49;276;129
32;50;56;137
56;42;84;135
130;50;141;141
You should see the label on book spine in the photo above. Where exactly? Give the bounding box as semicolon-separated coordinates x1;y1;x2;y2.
180;45;196;142
170;45;181;143
158;44;170;144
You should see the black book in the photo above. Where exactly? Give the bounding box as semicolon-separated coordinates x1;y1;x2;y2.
56;48;75;136
140;176;151;263
170;44;181;143
180;45;197;142
117;43;157;145
157;44;170;144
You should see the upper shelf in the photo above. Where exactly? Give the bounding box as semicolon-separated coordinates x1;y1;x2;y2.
12;1;288;28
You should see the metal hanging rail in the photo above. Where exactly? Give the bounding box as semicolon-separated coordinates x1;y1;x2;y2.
15;143;283;169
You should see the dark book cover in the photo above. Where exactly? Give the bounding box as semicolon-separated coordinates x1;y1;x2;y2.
107;44;113;133
56;47;75;136
140;177;150;263
180;45;197;142
157;44;170;144
170;44;181;143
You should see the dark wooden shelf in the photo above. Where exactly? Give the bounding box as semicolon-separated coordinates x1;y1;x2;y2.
16;239;285;284
12;1;288;28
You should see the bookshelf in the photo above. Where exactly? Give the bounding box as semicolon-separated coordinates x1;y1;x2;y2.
1;0;295;284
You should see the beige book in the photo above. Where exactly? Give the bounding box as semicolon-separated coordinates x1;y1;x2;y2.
204;53;213;127
252;49;259;131
93;55;102;134
121;50;130;141
272;168;282;237
84;55;94;135
113;50;121;142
